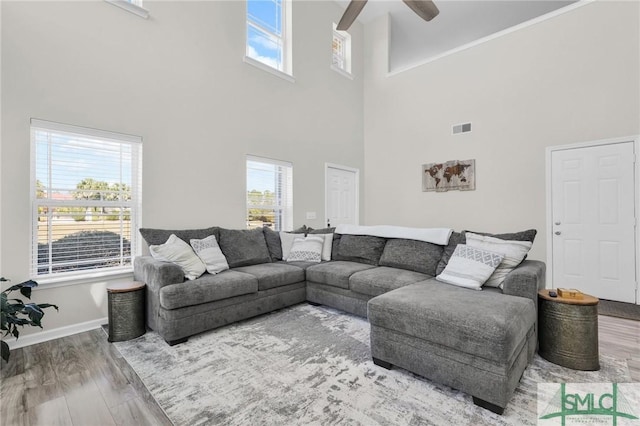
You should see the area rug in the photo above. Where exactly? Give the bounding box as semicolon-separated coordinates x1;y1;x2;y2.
114;304;632;426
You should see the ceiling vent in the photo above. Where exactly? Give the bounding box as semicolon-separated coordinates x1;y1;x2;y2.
452;122;472;135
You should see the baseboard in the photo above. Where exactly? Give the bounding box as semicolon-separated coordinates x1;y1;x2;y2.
4;317;108;350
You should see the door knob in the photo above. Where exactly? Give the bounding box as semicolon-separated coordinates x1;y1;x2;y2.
555;231;561;235
555;222;561;225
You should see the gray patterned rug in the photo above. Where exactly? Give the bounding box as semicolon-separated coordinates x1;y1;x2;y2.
114;304;631;426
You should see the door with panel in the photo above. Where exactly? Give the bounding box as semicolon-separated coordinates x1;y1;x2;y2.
551;142;636;303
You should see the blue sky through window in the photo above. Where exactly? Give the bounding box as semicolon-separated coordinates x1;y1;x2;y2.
247;0;283;70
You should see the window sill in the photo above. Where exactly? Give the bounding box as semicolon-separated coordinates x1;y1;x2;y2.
244;56;295;83
33;268;134;290
331;65;354;80
105;0;150;19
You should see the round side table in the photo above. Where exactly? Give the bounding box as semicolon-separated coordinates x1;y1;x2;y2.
538;289;600;371
107;281;146;342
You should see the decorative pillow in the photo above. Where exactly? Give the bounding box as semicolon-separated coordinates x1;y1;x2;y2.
436;244;504;290
218;228;271;268
139;227;219;246
263;227;283;261
308;233;333;261
190;235;229;275
280;232;301;260
334;235;387;265
286;236;324;263
379;239;444;275
149;234;206;280
465;232;533;289
435;231;465;275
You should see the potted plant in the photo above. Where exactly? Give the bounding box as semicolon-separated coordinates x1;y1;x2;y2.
1;277;58;363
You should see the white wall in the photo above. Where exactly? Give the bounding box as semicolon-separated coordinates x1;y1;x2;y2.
1;1;363;337
363;1;640;261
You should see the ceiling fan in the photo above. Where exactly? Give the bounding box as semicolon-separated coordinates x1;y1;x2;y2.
336;0;440;31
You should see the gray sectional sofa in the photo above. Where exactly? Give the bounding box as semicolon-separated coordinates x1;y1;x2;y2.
133;225;545;414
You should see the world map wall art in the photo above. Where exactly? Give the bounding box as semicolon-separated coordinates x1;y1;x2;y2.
422;159;476;192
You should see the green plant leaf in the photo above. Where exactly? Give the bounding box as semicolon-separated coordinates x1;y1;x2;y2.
37;303;59;311
1;340;10;363
23;304;44;327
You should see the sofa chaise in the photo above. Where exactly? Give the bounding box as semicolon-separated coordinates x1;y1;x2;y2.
133;225;545;414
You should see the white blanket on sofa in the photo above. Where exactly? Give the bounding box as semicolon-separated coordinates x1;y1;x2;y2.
334;225;453;246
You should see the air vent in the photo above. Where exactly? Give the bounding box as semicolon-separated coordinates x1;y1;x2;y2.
452;122;472;135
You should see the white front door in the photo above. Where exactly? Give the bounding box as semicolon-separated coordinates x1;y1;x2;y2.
551;141;636;303
325;164;359;228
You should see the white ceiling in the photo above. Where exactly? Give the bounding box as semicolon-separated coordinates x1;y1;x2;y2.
334;0;577;71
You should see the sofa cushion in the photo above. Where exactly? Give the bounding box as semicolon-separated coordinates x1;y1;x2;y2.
333;235;387;265
368;280;536;364
140;227;219;247
218;228;271;268
350;266;429;297
159;270;258;309
379;239;443;276
262;227;282;261
306;261;376;289
233;263;305;291
435;231;465;275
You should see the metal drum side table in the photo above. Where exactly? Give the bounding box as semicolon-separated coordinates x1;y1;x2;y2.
107;281;146;342
538;289;600;371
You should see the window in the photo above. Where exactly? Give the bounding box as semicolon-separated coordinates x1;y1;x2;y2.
31;119;142;280
104;0;149;19
245;0;293;76
332;23;352;77
246;156;293;231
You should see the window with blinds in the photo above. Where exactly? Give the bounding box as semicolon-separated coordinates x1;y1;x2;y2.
246;156;293;232
245;0;292;76
31;119;142;279
332;23;352;76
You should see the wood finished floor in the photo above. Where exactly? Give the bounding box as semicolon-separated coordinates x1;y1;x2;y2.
1;314;638;426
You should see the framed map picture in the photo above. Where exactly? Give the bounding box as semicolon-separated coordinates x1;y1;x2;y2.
422;159;475;192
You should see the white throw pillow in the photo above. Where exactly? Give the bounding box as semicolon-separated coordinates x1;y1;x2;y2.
465;232;533;289
190;235;229;275
312;233;333;261
280;231;302;260
286;235;324;263
149;234;206;280
436;244;504;290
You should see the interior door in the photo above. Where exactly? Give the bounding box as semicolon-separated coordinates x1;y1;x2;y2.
326;165;358;227
551;142;636;302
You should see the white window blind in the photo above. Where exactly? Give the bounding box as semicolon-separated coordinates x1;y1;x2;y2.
246;155;293;232
332;23;352;76
30;119;142;279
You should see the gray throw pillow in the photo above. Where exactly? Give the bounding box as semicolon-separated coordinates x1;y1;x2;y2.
333;234;387;265
262;227;282;261
139;227;219;246
308;227;336;234
379;239;444;276
218;228;272;268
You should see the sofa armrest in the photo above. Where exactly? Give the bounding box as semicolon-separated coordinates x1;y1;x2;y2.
134;256;184;292
501;260;546;308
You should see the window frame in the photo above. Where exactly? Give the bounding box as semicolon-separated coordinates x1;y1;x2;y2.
244;0;294;81
246;155;293;232
331;22;353;79
30;119;142;284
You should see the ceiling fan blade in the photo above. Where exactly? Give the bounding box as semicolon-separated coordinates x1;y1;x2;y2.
337;0;368;31
402;0;439;22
